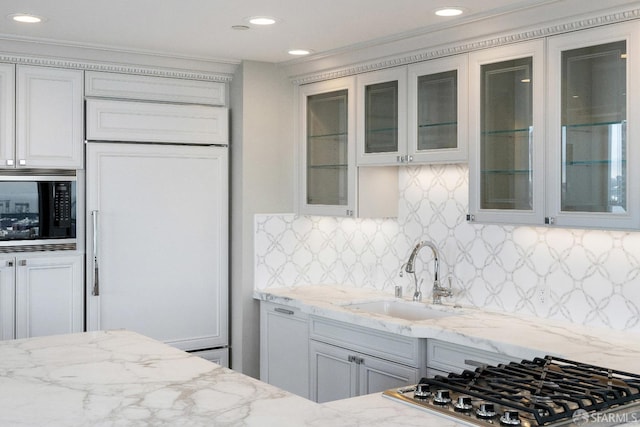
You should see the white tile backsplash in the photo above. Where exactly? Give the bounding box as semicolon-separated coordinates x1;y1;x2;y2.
255;164;640;333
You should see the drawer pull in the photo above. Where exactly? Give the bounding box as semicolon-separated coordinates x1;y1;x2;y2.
274;307;295;315
464;359;487;368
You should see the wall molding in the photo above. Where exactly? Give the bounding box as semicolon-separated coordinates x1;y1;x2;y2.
291;7;640;85
0;53;233;83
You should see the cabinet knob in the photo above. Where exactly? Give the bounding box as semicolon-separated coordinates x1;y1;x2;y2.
407;155;413;162
545;217;555;225
6;159;13;166
6;260;14;267
346;209;354;217
18;159;26;166
466;214;475;222
18;260;27;266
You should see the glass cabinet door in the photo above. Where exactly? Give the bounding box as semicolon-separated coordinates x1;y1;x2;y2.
408;54;468;164
547;22;640;229
306;90;349;206
468;40;544;224
480;57;533;211
356;68;406;165
300;77;356;216
561;42;626;213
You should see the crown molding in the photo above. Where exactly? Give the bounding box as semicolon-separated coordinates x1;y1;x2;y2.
291;7;640;85
0;53;233;83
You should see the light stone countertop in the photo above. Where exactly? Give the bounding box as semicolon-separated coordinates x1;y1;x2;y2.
253;285;640;373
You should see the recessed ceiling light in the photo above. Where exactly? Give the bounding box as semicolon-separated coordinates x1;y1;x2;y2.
288;49;312;56
248;16;277;25
434;7;464;17
8;13;45;23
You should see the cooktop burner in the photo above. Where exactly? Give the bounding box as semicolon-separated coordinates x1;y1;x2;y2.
383;356;640;426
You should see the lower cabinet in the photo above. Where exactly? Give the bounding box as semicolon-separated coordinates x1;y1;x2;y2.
260;302;310;399
309;316;426;403
310;339;422;403
0;253;83;340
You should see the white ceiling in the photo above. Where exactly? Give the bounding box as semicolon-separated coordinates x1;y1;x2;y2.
0;0;635;64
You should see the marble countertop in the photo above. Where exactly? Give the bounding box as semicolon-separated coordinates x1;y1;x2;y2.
0;330;368;427
254;285;640;373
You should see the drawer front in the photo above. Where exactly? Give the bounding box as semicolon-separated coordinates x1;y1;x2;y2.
310;316;425;367
427;339;522;374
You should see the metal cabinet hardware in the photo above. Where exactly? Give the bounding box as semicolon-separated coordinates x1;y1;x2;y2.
274;307;295;316
18;159;26;166
92;210;100;296
466;214;475;222
6;260;13;267
348;355;365;364
6;159;13;166
545;217;555;225
18;260;27;266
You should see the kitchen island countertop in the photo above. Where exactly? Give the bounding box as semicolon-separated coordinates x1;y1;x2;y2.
0;329;457;426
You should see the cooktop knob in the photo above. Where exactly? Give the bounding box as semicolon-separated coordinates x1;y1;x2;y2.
500;410;521;426
454;396;473;412
433;389;452;405
413;383;431;399
476;402;497;418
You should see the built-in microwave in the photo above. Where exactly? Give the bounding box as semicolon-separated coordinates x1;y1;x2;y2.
0;172;76;248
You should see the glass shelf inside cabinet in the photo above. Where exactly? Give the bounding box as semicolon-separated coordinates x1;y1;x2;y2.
306;89;349;206
561;41;627;214
417;70;457;150
364;80;398;154
480;56;534;211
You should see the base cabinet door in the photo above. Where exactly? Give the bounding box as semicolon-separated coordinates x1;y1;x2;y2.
310;339;421;403
15;255;83;339
260;302;309;398
359;353;421;395
310;340;358;403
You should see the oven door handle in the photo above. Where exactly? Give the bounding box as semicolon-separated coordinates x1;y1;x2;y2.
92;210;100;296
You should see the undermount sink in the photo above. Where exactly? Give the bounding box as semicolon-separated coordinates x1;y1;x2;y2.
343;300;461;321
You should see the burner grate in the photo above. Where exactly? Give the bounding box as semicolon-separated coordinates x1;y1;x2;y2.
423;356;640;425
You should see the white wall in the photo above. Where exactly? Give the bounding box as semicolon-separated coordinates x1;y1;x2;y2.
230;61;293;376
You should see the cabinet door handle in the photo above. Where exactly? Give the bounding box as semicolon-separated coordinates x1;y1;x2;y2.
18;260;27;266
92;210;100;296
18;159;26;166
274;307;294;315
6;159;13;166
6;260;14;267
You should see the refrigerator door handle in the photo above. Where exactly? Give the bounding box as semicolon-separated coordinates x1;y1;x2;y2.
92;210;100;296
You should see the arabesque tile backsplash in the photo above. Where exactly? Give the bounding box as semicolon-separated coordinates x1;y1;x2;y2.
255;164;640;333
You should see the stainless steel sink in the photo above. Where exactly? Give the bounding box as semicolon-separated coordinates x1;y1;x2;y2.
342;300;461;321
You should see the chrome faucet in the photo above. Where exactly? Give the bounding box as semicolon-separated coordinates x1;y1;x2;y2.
403;241;452;304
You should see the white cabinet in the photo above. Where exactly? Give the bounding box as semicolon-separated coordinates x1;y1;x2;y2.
310;339;420;403
0;64;15;167
408;54;468;164
299;77;397;217
356;58;467;166
86;99;228;145
308;316;425;403
13;66;83;169
545;22;640;229
468;40;546;225
426;339;528;377
0;253;83;340
260;302;309;398
356;68;408;165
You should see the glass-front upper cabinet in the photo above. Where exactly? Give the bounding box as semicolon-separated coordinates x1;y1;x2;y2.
356;68;407;165
546;22;640;229
468;40;545;225
299;77;356;216
408;54;468;163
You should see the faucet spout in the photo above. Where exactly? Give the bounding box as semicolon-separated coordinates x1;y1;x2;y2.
404;241;440;302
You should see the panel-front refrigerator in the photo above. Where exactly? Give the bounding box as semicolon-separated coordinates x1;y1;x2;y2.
85;142;228;363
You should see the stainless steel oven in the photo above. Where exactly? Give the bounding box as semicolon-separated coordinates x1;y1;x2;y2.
0;171;77;251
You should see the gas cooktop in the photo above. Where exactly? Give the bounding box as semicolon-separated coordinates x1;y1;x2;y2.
383;356;640;426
